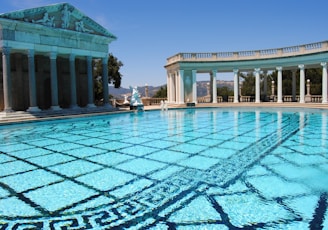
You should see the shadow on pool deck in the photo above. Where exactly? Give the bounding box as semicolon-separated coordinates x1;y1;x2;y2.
1;102;328;124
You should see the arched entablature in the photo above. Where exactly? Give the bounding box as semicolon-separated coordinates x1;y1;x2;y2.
165;40;328;104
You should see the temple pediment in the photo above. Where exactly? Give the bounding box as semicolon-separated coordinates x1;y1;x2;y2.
0;3;116;39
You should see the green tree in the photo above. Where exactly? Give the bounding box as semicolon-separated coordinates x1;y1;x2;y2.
240;72;255;96
217;86;233;101
93;53;123;88
93;53;123;101
153;85;167;98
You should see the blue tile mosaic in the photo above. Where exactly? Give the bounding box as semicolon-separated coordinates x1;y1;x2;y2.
0;108;328;229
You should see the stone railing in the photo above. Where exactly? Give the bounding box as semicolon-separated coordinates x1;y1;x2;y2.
116;95;322;106
166;41;328;65
310;95;322;103
197;96;223;103
142;98;167;105
197;96;211;103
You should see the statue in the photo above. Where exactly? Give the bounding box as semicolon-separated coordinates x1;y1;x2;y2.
129;86;144;111
61;5;71;29
123;95;129;105
32;12;55;27
75;20;94;33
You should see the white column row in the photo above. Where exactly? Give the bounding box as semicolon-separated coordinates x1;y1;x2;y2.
236;64;327;104
167;62;328;104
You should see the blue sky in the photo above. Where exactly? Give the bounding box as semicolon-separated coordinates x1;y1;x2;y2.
1;0;328;88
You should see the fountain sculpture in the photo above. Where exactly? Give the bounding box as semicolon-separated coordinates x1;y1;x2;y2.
129;86;144;111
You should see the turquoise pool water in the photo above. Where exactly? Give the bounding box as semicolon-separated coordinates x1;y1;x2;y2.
0;107;327;229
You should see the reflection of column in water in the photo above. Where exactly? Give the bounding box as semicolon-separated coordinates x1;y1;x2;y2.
210;110;217;133
234;111;239;137
255;110;260;141
322;112;327;148
175;110;185;138
277;111;282;142
167;110;177;136
299;112;305;144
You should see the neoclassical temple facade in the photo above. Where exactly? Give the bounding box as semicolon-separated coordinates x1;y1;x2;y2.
165;40;328;104
0;3;116;113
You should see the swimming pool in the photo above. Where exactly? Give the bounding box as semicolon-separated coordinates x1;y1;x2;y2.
0;107;327;229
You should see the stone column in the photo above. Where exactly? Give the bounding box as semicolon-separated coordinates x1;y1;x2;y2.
321;62;327;104
102;55;110;106
192;70;197;103
271;81;275;99
169;72;174;103
69;54;78;108
292;70;297;102
175;71;179;104
178;69;184;104
165;72;171;102
255;68;261;103
211;69;217;103
171;73;176;103
87;56;95;107
2;47;13;112
233;68;239;103
299;64;305;103
277;67;283;103
50;52;61;110
263;70;268;101
27;49;40;112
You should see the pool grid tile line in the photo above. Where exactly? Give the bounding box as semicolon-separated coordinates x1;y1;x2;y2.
0;109;328;229
10;113;292;225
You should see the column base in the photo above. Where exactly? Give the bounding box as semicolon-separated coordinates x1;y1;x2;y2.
51;105;61;111
87;103;96;108
103;103;113;108
277;100;283;103
3;107;13;113
233;101;239;103
305;95;312;103
70;105;80;109
27;106;41;112
322;101;328;104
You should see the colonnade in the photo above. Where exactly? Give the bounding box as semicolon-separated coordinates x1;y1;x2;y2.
166;63;328;105
1;47;110;112
165;41;328;105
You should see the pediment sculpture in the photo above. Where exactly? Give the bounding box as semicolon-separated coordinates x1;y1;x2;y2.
0;3;116;39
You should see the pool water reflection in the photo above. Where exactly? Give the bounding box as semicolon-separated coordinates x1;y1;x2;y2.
0;107;327;229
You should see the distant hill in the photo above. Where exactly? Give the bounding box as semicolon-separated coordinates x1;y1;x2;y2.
109;80;233;99
109;85;164;99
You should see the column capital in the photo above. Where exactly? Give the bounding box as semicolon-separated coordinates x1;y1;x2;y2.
2;47;11;56
49;52;57;60
27;49;35;58
69;53;75;61
102;54;109;64
276;66;283;71
298;64;305;70
233;68;239;74
254;68;261;73
321;62;327;68
87;56;92;62
192;69;197;74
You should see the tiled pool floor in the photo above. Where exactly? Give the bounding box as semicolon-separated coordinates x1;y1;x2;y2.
0;108;328;229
